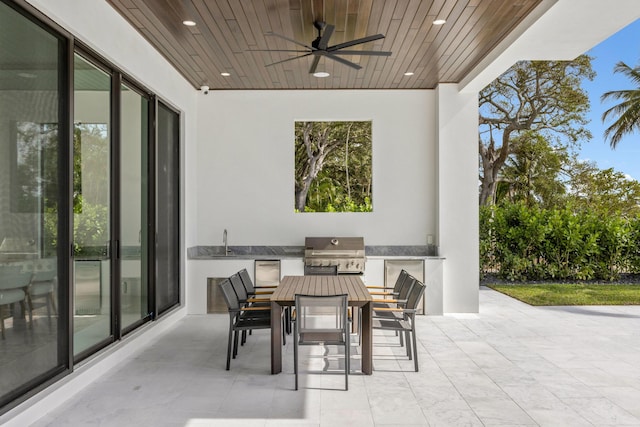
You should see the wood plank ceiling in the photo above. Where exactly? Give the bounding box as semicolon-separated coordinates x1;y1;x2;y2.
106;0;542;90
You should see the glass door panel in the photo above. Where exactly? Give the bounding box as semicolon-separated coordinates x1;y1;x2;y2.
72;54;112;356
0;0;68;407
119;84;149;330
156;102;180;313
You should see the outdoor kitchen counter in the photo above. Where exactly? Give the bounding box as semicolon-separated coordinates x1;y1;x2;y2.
188;245;445;315
187;245;442;260
187;246;304;259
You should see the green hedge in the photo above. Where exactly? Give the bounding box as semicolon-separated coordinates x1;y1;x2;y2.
480;203;640;281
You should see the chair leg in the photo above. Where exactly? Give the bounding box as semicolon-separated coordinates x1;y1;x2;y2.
226;323;233;370
25;295;33;327
405;330;412;359
282;316;286;345
294;322;299;390
233;331;239;358
0;306;5;340
412;328;419;372
345;329;350;391
285;308;292;334
50;291;58;315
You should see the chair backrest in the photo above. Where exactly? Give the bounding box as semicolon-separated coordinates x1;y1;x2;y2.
391;269;410;293
304;265;338;276
31;258;58;283
238;268;256;294
218;278;241;311
295;294;348;340
396;273;416;301
229;273;249;301
405;278;426;310
0;265;33;290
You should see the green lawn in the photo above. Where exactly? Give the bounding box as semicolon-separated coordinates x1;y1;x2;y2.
485;284;640;306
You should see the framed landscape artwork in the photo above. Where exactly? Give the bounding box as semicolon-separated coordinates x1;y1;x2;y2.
294;120;372;213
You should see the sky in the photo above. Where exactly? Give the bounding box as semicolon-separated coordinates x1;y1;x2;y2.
580;18;640;181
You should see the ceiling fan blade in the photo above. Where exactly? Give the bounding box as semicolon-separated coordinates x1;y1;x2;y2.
247;49;311;53
317;24;334;50
330;50;392;56
309;55;321;74
265;53;312;67
328;34;385;51
266;32;315;51
325;53;362;70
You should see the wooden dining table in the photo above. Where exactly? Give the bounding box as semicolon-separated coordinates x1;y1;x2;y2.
270;275;373;375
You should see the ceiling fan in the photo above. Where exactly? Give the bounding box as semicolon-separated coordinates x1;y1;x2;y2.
250;21;392;74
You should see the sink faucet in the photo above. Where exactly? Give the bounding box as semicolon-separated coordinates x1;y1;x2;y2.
223;229;229;256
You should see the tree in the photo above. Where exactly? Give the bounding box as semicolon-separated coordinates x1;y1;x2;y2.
565;160;640;216
496;132;567;208
479;56;594;205
601;61;640;148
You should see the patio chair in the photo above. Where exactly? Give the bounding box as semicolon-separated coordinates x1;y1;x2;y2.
293;293;350;390
0;265;33;339
366;269;409;297
372;278;425;372
218;278;272;370
238;268;277;297
228;273;281;346
27;261;58;325
372;271;415;311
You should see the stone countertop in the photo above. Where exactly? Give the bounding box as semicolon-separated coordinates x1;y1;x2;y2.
188;245;441;260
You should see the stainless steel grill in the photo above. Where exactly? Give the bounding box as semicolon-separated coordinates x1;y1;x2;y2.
304;237;365;274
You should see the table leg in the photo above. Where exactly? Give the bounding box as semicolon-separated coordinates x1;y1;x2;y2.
271;301;282;374
361;301;372;374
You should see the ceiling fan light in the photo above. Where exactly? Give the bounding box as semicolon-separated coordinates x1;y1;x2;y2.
182;20;196;26
313;71;330;78
433;19;446;25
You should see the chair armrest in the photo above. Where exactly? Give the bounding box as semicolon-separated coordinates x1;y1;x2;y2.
241;306;271;312
371;298;405;304
247;297;270;303
373;307;417;314
255;285;278;289
365;285;388;289
253;290;274;295
368;291;396;296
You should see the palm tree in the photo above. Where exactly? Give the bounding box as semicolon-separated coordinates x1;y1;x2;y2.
601;61;640;148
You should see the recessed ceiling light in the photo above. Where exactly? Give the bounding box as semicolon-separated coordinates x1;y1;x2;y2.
313;71;330;78
404;72;414;76
220;72;231;77
17;72;37;79
182;20;196;26
433;19;446;25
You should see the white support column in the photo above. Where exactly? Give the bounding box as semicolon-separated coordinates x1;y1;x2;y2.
436;84;479;313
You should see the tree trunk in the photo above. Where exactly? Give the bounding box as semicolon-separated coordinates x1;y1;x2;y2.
345;123;351;200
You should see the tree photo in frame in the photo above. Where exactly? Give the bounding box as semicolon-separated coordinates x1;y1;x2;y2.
294;120;372;213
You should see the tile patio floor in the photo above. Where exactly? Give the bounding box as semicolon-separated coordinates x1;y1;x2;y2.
30;287;640;426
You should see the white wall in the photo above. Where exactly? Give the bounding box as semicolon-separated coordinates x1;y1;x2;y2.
194;90;436;246
436;85;479;313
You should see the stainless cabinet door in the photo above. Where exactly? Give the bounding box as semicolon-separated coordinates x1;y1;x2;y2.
255;260;281;286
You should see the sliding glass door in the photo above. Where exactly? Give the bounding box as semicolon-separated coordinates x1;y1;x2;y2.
0;0;69;408
72;53;112;357
1;0;180;412
156;102;180;314
119;83;150;331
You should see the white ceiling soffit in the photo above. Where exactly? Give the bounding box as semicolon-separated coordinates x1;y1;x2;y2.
460;0;640;93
